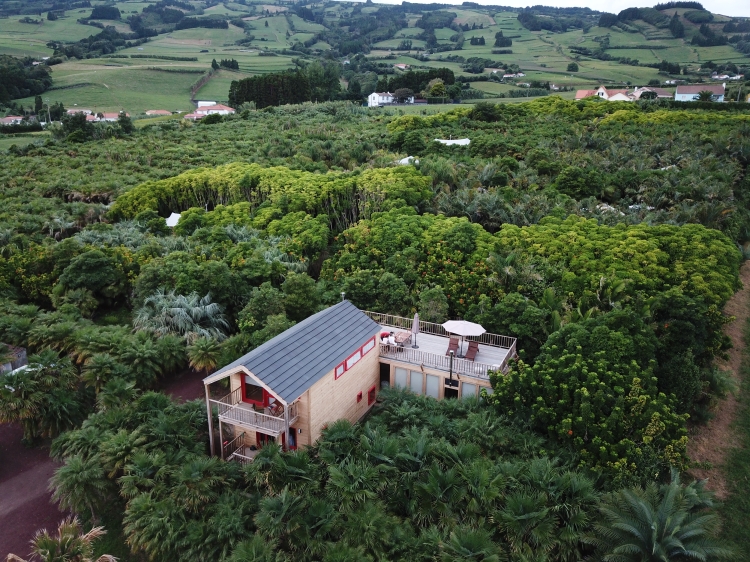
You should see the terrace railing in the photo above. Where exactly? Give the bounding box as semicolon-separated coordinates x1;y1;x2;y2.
380;344;496;379
212;388;299;434
363;311;517;350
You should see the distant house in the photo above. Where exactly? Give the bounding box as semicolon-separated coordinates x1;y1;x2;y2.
575;85;673;102
434;138;470;146
98;112;129;122
66;108;92;115
367;92;393;107
196;104;235;116
184;104;236;120
675;83;725;102
367;92;415;107
0;116;24;125
145;110;172;116
394;63;410;70
203;301;516;463
196;100;217;107
631;87;673;100
1;345;27;373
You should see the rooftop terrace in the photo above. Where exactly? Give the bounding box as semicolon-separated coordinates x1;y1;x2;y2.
363;311;517;380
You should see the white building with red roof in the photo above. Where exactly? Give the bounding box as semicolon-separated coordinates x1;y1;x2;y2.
0;116;24;125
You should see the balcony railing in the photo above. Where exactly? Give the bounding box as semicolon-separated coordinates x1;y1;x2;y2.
222;432;257;465
380;344;497;379
212;388;299;435
363;311;517;350
222;431;245;459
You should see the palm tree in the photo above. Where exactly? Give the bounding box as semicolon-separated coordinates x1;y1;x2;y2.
82;353;121;395
0;350;77;442
133;289;229;343
583;472;732;561
169;456;226;514
96;377;138;412
49;455;110;524
6;517;116;562
116;334;162;388
696;90;715;102
187;337;222;374
228;535;287;562
440;528;506;561
155;334;187;376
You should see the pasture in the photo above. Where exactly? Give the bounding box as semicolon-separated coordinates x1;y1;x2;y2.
1;0;747;114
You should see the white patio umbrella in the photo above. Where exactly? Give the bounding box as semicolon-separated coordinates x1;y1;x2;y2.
411;313;420;349
441;320;485;358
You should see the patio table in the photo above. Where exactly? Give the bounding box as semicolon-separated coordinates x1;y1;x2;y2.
394;331;412;346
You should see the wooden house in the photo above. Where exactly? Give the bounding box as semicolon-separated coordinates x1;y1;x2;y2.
203;301;517;464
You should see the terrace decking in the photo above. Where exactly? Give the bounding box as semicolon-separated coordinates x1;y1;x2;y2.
364;311;517;380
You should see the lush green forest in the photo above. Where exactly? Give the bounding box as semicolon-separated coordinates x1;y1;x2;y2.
1;96;749;559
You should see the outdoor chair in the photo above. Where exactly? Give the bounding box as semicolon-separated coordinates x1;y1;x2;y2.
446;336;459;356
464;341;479;362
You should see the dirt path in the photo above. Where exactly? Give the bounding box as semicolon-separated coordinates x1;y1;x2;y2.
0;423;65;560
687;260;750;498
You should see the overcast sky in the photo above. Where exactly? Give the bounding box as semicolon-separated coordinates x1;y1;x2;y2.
369;0;750;18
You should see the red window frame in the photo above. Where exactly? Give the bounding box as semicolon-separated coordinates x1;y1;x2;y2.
241;375;270;408
357;391;363;403
367;384;377;405
335;335;376;380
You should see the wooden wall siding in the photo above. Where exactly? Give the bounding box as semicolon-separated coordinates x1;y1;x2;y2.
307;333;381;443
229;372;241;395
292;390;312;447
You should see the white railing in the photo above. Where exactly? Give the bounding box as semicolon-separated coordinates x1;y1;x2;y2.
212;388;299;434
380;344;498;379
363;311;517;350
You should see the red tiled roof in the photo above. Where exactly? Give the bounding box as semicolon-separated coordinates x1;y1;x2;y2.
575;90;597;99
196;104;234;111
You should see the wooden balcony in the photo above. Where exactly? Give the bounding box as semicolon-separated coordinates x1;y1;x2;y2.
364;311;517;379
211;388;299;435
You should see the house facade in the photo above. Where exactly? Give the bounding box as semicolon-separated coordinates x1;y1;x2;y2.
184;104;236;120
675;83;725;102
203;301;516;463
368;92;393;107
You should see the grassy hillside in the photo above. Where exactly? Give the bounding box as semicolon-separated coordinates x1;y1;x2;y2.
0;1;748;112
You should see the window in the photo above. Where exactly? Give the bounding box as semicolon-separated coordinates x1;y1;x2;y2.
357;391;363;403
395;367;408;389
335;336;376;380
346;350;362;370
367;385;377;405
461;382;477;399
362;338;375;355
243;375;265;406
425;374;439;398
410;371;423;395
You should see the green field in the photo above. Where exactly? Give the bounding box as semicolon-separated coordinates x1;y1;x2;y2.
1;0;748;113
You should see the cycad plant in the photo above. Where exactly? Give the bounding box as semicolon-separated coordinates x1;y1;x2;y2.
133;289;229;343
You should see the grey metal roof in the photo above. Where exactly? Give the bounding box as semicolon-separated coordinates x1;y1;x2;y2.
204;301;380;403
